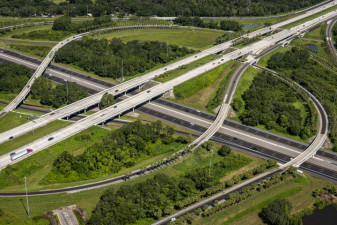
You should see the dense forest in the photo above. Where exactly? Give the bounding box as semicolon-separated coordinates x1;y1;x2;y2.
267;47;337;149
54;37;193;78
174;16;243;31
41;120;184;184
52;15;115;33
0;0;324;17
0;62;31;94
234;70;311;138
89;157;277;224
31;77;88;108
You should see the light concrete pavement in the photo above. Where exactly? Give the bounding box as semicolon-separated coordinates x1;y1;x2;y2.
1;0;336;143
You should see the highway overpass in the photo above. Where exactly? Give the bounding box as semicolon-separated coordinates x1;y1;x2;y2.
1;7;337;169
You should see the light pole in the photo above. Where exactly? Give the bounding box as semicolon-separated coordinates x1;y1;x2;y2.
209;149;213;176
121;59;124;81
64;79;68;105
24;177;30;218
166;40;169;64
202;69;206;99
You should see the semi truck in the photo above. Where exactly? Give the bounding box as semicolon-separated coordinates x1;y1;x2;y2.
10;149;33;161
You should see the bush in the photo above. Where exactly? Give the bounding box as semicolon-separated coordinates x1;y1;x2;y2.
218;145;231;157
259;199;292;225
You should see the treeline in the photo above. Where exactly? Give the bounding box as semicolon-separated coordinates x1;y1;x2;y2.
31;77;88;108
54;37;193;79
41;120;184;184
12;30;71;41
89;157;276;225
0;62;31;94
174;16;242;31
234;70;312;138
52;15;115;33
0;0;325;17
267;47;337;149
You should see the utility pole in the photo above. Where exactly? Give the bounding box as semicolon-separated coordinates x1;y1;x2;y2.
209;149;213;176
201;69;206;99
24;177;30;218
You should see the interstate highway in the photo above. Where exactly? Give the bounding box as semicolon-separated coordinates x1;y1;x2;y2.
1;0;337;142
2;8;337;169
326;16;337;57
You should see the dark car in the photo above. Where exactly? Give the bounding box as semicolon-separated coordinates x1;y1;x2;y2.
48;137;54;141
147;90;151;93
9;136;13;140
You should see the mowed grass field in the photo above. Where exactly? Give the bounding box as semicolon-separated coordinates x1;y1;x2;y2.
94;28;224;50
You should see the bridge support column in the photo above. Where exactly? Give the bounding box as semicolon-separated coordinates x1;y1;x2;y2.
84;108;86;113
132;108;134;112
118;114;120;119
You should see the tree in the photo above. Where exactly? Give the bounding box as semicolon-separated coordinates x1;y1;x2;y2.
31;77;52;99
259;199;292;225
218;145;231;157
52;15;71;31
99;93;115;110
202;141;213;151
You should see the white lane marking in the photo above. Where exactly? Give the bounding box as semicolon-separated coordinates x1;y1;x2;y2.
0;53;107;90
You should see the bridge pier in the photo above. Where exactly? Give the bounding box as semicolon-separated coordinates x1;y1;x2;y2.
118;114;120;119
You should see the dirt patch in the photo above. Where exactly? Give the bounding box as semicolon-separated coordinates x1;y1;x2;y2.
321;193;337;203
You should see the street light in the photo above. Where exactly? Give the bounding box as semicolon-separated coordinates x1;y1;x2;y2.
209;149;213;176
64;79;68;105
24;177;30;218
202;69;206;99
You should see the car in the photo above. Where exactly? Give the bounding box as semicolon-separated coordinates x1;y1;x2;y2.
115;89;119;93
9;136;13;140
213;63;215;65
147;90;151;93
50;112;55;116
114;105;117;108
164;68;167;70
221;59;224;61
195;56;198;58
48;137;54;141
170;218;176;222
233;137;238;140
11;52;14;55
190;122;194;126
10;152;15;156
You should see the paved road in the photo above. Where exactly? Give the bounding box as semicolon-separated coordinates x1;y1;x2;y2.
326;16;337;57
1;6;337;169
1;0;336;136
191;62;251;147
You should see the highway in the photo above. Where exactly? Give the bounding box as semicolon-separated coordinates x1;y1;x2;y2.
2;5;337;169
153;65;329;225
326;16;337;57
1;0;337;143
191;62;251;148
